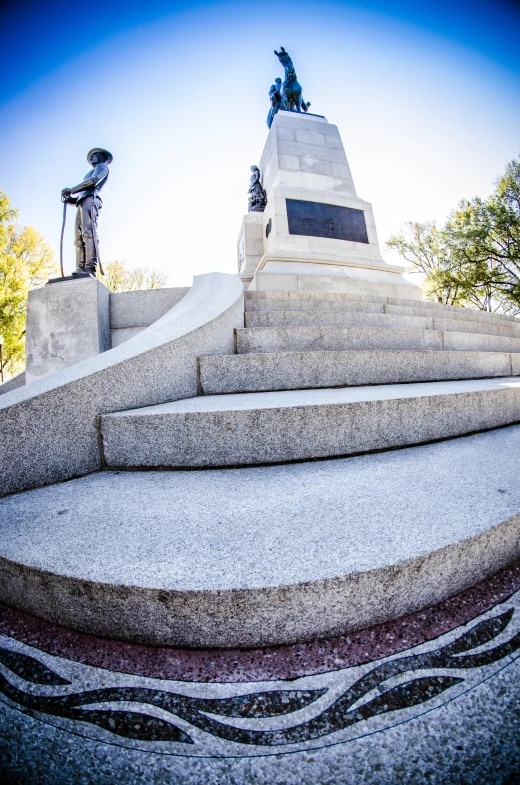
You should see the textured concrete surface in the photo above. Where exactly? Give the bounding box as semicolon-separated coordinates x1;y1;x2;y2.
110;327;145;347
2;426;518;647
251;266;423;301
1;578;520;783
2;657;519;784
199;350;518;394
25;278;111;383
260;110;355;198
244;308;520;336
236;324;520;354
0;274;243;496
110;287;189;329
386;294;519;319
110;288;190;348
0;371;25;396
237;213;264;284
245;290;520;324
100;377;520;468
385;301;520;325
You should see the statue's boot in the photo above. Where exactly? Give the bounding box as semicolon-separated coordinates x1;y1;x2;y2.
83;236;98;277
74;239;86;273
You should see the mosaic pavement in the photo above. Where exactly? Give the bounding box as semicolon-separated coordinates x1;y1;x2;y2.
1;562;520;783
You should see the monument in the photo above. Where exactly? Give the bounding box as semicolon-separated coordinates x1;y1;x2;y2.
0;48;520;783
21;148;115;382
238;48;422;300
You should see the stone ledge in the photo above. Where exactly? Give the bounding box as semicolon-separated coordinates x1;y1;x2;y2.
236;325;520;354
199;350;519;394
1;425;519;647
100;378;520;468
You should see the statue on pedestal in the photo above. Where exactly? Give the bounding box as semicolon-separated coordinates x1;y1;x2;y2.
61;148;113;277
248;166;267;212
267;77;284;129
274;47;311;114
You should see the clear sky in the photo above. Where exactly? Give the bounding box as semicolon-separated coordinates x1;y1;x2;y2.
1;0;519;286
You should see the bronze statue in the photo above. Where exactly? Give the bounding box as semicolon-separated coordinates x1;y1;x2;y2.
267;77;284;128
248;166;267;212
61;148;113;277
274;47;311;114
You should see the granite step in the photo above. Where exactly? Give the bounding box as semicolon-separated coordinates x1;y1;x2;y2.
100;377;520;469
244;309;520;337
199;350;520;394
3;426;520;648
246;291;520;325
247;297;520;329
236;326;520;355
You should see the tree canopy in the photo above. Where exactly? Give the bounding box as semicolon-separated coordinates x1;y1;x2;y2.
0;189;57;378
99;260;169;293
387;158;520;314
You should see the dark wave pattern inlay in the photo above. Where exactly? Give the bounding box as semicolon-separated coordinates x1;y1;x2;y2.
0;610;518;746
0;647;71;686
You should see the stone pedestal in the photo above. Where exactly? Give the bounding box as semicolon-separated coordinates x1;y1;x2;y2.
237;213;264;289
238;110;422;300
25;277;111;383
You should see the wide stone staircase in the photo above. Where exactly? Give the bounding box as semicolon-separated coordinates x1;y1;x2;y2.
2;284;520;649
100;290;520;469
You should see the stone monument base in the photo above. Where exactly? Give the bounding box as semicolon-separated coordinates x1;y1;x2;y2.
25;277;111;383
237;110;423;301
249;252;422;299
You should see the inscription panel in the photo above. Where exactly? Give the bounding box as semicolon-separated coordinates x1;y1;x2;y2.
286;199;369;244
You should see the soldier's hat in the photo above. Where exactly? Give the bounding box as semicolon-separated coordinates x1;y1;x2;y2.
87;148;113;165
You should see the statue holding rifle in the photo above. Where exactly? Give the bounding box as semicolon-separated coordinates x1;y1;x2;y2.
60;147;113;278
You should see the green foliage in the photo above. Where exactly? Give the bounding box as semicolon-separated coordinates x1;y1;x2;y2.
98;260;169;293
386;221;465;305
0;189;57;378
387;158;520;314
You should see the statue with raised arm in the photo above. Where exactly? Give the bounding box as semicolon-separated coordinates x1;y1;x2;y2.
274;47;311;114
61;147;113;277
267;77;284;128
248;166;267;212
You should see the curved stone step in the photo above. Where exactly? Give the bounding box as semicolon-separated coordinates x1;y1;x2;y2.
1;426;519;648
0;274;244;497
100;378;520;468
246;291;520;325
236;326;520;355
244;309;520;337
384;302;520;327
200;350;520;394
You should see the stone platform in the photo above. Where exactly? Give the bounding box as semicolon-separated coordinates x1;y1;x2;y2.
1;427;519;649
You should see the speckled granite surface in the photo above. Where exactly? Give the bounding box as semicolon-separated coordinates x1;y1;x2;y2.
2;426;520;649
1;563;520;783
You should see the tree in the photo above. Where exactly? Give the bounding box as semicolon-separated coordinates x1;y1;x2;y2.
0;189;57;378
387;158;520;314
386;221;466;305
445;160;520;311
99;260;168;293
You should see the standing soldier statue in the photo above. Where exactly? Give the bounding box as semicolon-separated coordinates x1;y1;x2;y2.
61;148;113;277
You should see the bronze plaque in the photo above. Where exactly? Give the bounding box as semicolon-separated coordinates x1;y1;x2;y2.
286;199;369;244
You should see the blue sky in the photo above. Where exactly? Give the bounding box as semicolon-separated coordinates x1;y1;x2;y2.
1;0;519;285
